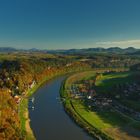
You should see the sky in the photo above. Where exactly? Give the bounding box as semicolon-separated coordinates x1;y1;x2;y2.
0;0;140;49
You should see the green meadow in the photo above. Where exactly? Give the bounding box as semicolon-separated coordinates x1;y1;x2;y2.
62;71;140;140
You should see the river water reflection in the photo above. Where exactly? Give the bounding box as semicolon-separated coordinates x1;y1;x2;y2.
29;77;94;140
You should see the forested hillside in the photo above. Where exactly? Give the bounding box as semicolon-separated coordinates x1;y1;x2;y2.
0;53;91;139
0;52;139;139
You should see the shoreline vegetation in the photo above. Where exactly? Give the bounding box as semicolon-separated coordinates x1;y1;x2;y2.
20;68;127;140
19;68;93;139
60;71;113;140
60;70;140;140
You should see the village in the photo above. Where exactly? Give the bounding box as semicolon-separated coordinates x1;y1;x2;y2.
68;78;113;108
67;74;140;121
115;82;140;99
5;79;36;105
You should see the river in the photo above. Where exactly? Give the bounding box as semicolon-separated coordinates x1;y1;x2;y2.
29;76;94;140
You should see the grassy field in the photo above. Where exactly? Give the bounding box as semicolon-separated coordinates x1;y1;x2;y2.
95;72;132;86
62;71;140;140
95;71;140;111
95;71;136;89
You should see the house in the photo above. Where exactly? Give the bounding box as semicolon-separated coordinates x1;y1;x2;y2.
29;80;36;89
87;95;92;99
8;89;12;93
66;63;72;67
22;91;26;95
75;93;84;99
47;66;51;70
14;95;21;104
87;90;96;99
7;77;10;80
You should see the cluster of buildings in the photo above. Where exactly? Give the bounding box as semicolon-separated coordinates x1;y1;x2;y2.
69;80;114;111
66;63;72;67
69;79;95;99
67;72;140;122
91;98;112;109
69;84;84;99
115;82;140;98
11;80;36;104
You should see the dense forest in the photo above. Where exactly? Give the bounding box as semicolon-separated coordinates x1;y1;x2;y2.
0;52;139;139
0;53;91;139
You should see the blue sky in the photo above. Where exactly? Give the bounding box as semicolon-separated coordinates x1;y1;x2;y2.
0;0;140;49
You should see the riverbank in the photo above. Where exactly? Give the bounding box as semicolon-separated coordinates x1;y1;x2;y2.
19;68;93;139
19;68;128;139
61;71;140;140
19;75;64;139
60;71;112;140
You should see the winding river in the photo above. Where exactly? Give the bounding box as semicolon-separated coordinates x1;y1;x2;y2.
29;76;94;140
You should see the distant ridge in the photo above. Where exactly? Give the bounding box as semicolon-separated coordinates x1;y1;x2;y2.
0;47;17;52
0;46;139;54
47;47;139;54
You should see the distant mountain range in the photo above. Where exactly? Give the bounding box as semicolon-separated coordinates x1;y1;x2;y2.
0;47;17;52
0;47;139;55
0;47;47;53
47;47;140;55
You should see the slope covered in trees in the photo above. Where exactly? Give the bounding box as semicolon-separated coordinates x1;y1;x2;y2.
0;53;91;139
0;52;139;139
